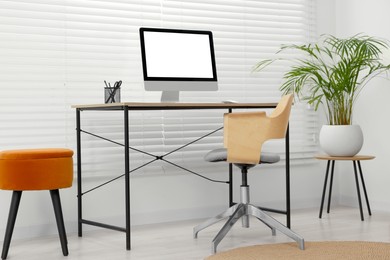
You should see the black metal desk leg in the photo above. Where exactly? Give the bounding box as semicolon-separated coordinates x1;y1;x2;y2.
319;160;331;218
76;108;83;237
285;125;291;228
228;163;233;207
124;106;131;250
357;161;372;216
227;108;234;208
327;160;335;214
353;161;364;221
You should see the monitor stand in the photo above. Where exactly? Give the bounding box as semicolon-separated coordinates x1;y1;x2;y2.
161;91;179;102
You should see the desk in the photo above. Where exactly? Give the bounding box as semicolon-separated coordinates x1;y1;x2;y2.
316;155;374;221
72;102;291;250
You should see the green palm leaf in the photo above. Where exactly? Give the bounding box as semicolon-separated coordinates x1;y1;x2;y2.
254;34;390;125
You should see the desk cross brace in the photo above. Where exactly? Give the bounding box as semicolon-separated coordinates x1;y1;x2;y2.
78;126;228;197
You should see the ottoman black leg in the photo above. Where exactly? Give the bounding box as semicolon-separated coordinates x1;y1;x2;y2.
50;189;69;256
2;191;22;260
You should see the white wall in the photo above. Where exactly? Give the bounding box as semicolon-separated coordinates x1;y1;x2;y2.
331;0;390;212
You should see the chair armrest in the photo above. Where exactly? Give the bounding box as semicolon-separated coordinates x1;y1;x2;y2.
223;111;269;164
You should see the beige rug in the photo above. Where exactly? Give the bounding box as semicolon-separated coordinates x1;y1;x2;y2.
206;241;390;260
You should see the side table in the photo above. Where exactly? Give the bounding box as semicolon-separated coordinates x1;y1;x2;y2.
315;155;375;221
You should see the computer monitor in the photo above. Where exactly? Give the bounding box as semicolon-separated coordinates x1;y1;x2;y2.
139;27;218;102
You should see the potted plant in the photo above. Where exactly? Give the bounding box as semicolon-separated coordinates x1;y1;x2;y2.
254;34;390;156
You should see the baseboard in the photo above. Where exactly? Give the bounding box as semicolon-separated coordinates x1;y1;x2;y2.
339;195;390;213
0;197;321;242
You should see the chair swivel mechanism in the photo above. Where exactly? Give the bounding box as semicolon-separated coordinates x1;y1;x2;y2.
193;94;305;253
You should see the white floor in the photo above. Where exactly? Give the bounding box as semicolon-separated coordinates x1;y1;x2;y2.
4;206;390;260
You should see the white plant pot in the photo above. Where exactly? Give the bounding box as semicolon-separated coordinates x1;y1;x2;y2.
319;125;364;157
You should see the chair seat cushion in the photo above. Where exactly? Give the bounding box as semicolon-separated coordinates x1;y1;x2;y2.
0;148;73;191
204;147;280;165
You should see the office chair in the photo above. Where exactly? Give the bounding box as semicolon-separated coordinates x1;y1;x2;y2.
193;94;304;253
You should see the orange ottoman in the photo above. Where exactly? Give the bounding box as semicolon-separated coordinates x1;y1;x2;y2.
0;148;73;259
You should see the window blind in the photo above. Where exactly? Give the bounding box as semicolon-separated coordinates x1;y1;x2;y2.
0;0;318;178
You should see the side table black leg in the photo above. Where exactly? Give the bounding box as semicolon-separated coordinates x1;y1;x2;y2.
327;160;335;214
357;161;371;216
319;160;331;218
353;161;364;221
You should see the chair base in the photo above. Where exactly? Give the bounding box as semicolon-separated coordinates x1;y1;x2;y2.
194;184;305;254
194;202;304;254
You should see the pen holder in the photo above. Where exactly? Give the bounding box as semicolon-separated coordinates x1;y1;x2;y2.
104;87;121;103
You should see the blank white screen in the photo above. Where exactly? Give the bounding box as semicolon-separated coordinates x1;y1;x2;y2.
143;31;214;78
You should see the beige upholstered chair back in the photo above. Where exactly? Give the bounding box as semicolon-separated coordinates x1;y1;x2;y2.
267;93;294;138
223;94;293;165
